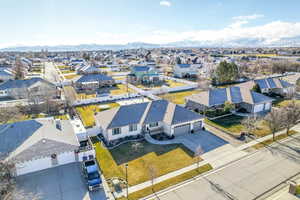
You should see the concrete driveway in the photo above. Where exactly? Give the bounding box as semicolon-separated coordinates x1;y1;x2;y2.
16;162;107;200
175;131;228;152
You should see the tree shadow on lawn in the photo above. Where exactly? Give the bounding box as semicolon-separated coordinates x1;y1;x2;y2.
109;140;194;165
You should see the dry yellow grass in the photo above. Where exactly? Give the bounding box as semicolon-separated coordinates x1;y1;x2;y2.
95;141;200;186
110;84;136;95
64;74;79;80
76;103;119;127
159;90;201;104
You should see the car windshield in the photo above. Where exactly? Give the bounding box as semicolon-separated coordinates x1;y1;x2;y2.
88;172;99;180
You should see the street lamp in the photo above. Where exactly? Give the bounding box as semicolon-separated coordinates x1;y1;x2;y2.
125;163;129;199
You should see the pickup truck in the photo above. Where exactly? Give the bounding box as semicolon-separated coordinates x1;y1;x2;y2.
82;159;102;191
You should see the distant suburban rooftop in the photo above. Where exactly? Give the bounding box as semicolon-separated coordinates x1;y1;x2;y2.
237;77;294;90
132;66;151;72
76;74;113;83
0;77;53;90
177;64;191;68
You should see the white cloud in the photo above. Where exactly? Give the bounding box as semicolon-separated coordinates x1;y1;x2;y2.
232;14;264;21
2;20;300;48
159;1;171;7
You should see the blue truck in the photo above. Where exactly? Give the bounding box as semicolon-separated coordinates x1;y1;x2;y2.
82;159;102;191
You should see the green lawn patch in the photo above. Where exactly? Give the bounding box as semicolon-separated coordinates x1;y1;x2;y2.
206;115;271;137
296;185;300;195
252;130;298;149
159;89;201;105
117;164;213;200
95;141;200;186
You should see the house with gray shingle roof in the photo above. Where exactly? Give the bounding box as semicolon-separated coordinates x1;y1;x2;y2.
237;77;295;96
0;77;58;100
129;65;162;85
0;118;82;176
74;74;115;91
95;100;204;142
173;64;198;78
185;86;273;114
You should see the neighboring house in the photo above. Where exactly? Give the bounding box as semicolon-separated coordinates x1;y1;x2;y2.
129;66;162;84
0;118;94;176
95;100;204;142
77;65;102;74
237;77;295;96
0;67;14;82
75;74;115;91
185;86;273;114
173;64;198;78
0;77;59;100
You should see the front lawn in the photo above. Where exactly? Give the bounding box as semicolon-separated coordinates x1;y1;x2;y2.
273;99;300;108
95;141;200;186
206;115;271;137
165;79;186;88
118;164;213;200
64;74;79;80
76;103;119;127
159;89;200;105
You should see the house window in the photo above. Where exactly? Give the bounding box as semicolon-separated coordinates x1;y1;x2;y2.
112;128;121;135
129;124;137;132
149;122;159;128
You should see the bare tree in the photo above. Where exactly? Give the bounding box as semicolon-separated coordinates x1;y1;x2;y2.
0;155;40;200
197;76;210;91
14;58;25;80
131;142;143;154
194;145;204;168
264;109;284;141
241;116;258;135
0;107;22;124
147;164;158;192
282;101;300;136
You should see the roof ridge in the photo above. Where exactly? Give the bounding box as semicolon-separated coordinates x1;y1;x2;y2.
240;88;254;104
163;102;176;125
140;101;152;125
226;87;232;103
273;78;283;88
265;78;271;89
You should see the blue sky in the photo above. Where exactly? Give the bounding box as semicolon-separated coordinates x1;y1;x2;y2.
0;0;300;48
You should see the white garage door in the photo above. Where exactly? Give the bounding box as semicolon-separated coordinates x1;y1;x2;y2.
254;104;264;113
16;157;52;176
193;121;202;131
264;102;271;110
174;124;190;136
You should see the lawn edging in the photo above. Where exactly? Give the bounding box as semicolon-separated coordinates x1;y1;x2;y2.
117;164;213;200
252;130;298;149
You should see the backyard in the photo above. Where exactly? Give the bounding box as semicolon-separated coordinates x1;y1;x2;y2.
94;141;199;186
109;84;136;95
206;114;271;137
159;89;201;105
75;102;119;127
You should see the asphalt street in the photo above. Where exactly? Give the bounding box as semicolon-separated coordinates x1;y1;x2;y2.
149;135;300;200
